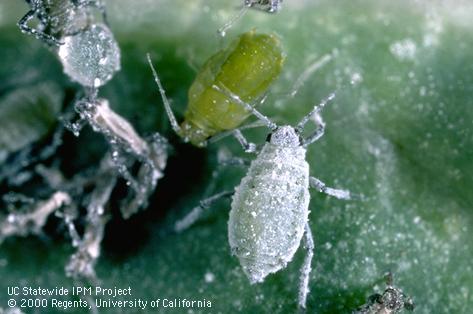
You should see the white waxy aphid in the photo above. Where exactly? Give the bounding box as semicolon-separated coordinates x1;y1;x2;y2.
58;23;121;88
18;1;120;87
229;126;310;283
175;84;352;310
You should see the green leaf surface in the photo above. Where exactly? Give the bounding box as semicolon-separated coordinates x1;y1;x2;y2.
0;0;472;313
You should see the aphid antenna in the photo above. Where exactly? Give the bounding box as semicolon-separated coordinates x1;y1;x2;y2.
208;120;268;144
212;84;278;131
147;53;182;134
217;5;249;37
289;53;333;98
295;92;336;133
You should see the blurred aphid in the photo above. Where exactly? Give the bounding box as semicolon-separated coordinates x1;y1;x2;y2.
65;96;168;218
175;86;352;310
148;30;285;147
353;272;415;314
218;1;283;36
18;0;120;88
64;155;115;280
58;23;121;88
18;0;107;46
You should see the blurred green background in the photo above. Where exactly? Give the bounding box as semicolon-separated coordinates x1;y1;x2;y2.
0;0;472;313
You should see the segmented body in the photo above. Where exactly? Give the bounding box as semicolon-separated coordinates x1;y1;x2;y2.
180;30;285;146
229;140;309;283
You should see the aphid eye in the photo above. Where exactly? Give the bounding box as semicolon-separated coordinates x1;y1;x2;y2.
265;133;273;142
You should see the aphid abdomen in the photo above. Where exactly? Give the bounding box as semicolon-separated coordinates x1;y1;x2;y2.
229;144;310;283
58;23;121;87
180;30;285;145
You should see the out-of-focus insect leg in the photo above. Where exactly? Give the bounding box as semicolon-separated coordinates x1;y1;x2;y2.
232;129;260;153
174;190;234;232
301;112;326;147
217;148;251;168
18;3;61;46
217;6;249;38
309;176;351;200
298;223;314;311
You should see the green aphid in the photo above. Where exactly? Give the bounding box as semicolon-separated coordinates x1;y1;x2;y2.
148;30;286;147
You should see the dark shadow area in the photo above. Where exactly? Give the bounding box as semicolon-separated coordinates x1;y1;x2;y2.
102;141;207;261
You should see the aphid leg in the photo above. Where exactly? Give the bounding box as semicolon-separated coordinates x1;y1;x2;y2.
208;119;267;146
147;54;182;135
218;155;251;168
175;190;234;232
217;6;249;38
17;2;62;46
298;223;315;311
297;93;336;147
232;129;259;153
301;113;325;147
309;176;351;200
212;84;277;130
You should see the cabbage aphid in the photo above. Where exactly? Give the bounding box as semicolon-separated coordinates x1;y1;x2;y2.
18;0;120;88
175;86;352;310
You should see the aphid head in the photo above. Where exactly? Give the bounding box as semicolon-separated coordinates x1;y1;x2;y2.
267;125;300;147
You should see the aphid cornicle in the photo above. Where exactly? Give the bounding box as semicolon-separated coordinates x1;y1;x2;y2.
147;30;286;147
175;85;353;310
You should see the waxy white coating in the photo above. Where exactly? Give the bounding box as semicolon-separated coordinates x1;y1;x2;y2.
229;126;309;283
